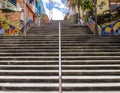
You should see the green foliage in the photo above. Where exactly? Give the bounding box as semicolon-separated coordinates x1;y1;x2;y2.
81;0;94;12
100;1;106;6
0;15;10;24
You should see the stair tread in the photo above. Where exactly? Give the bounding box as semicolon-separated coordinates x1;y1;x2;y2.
0;76;119;79
0;70;120;72
0;83;120;87
0;20;120;92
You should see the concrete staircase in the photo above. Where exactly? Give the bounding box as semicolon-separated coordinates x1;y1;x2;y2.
0;20;120;93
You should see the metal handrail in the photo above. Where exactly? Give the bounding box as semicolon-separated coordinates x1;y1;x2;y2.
59;22;62;93
20;19;33;35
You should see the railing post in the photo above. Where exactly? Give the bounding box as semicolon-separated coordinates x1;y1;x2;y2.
59;22;62;93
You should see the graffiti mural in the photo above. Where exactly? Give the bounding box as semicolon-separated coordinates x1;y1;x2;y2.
41;14;49;23
0;21;4;34
69;14;78;24
101;20;120;35
0;20;23;36
101;24;112;35
88;18;120;35
88;18;96;33
113;21;120;35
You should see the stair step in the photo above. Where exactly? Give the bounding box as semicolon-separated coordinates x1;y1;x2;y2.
0;20;120;92
0;91;119;93
0;52;120;56
0;76;120;79
0;70;120;73
0;49;120;52
0;92;59;93
0;82;120;88
0;46;120;49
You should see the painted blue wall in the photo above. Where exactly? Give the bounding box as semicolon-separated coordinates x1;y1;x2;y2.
29;0;45;15
9;0;45;15
35;0;45;15
9;0;16;5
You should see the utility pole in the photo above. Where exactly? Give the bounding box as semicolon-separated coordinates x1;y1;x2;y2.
24;0;26;36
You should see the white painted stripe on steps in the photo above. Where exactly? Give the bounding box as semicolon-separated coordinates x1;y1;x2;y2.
0;56;120;58
0;91;120;93
0;83;120;87
62;83;120;87
63;65;120;67
62;60;120;62
0;60;58;62
62;56;120;58
0;91;58;93
0;70;58;72
0;91;59;93
0;65;58;67
0;83;59;87
63;92;120;93
0;52;120;55
0;56;58;58
63;70;120;72
0;60;120;63
0;65;120;67
0;52;59;55
63;76;120;79
0;76;58;79
0;46;120;49
0;76;120;79
0;70;120;73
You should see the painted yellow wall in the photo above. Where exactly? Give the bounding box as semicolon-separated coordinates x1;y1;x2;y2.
97;0;109;15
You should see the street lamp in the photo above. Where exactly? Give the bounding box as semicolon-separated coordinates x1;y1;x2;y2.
49;0;53;21
51;11;53;21
49;0;51;21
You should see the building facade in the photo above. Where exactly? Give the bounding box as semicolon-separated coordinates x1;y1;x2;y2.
96;0;109;15
0;0;45;28
109;0;120;10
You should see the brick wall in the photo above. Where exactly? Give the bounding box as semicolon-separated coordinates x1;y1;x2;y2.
1;0;38;28
1;11;20;28
26;4;34;21
3;12;20;22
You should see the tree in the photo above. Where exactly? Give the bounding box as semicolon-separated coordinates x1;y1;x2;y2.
76;0;82;24
67;0;82;24
81;0;94;21
92;0;98;34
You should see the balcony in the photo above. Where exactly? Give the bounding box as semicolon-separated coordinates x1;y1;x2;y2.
0;0;22;12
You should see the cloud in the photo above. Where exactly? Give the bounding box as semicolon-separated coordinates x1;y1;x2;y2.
43;0;68;20
51;8;65;20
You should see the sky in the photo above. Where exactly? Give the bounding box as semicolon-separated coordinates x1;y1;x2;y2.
43;0;68;20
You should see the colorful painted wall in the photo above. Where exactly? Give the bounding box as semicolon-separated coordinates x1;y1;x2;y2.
88;18;120;35
87;18;96;33
0;17;23;36
40;14;49;23
69;14;78;24
101;20;120;35
87;18;101;34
